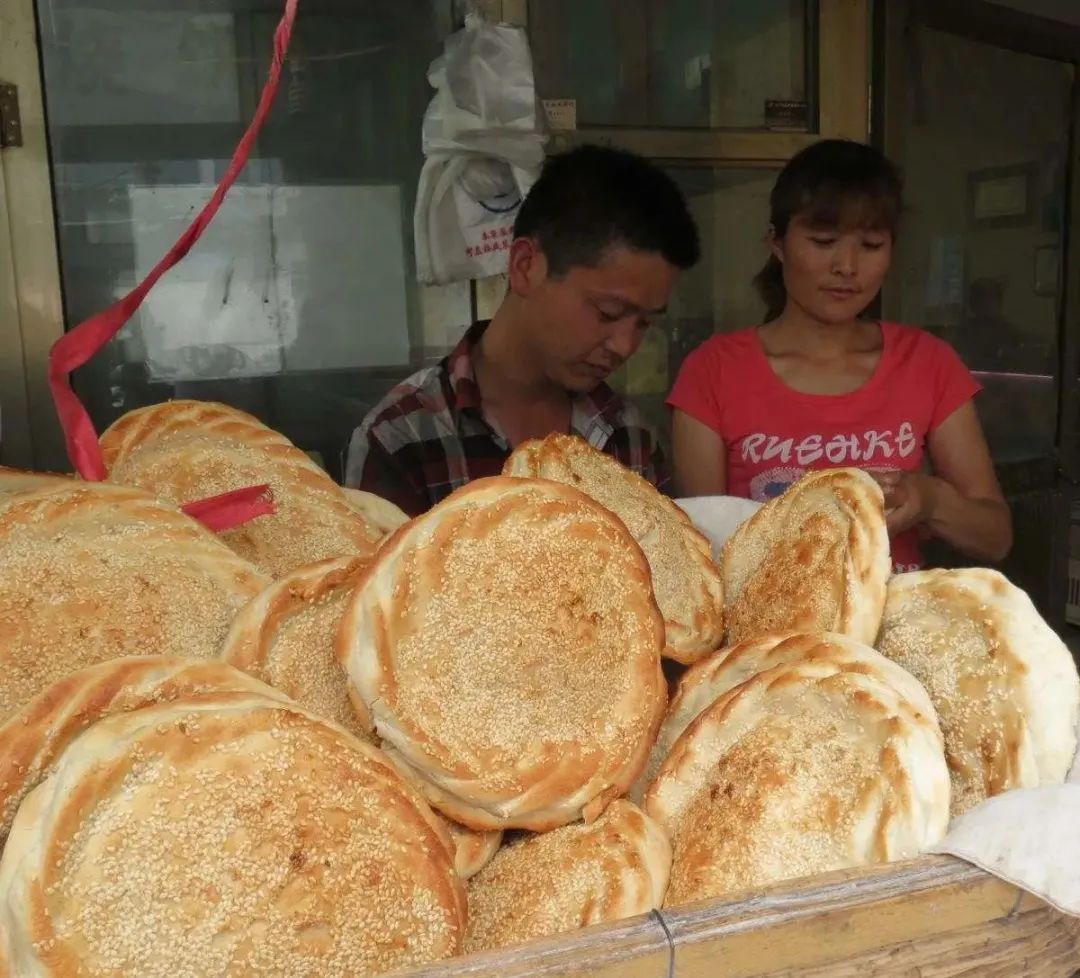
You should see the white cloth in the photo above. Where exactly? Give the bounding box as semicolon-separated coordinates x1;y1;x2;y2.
414;14;546;285
674;495;760;560
676;494;1080;916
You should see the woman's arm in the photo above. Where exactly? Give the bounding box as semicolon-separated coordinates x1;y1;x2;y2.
672;410;728;497
878;402;1012;562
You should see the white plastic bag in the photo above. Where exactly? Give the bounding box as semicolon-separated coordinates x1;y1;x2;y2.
414;13;547;285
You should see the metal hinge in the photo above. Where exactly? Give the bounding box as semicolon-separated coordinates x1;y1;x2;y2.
0;84;23;149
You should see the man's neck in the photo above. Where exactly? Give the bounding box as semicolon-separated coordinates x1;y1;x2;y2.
475;305;567;406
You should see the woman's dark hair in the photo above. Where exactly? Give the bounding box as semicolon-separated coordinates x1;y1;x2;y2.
754;139;904;321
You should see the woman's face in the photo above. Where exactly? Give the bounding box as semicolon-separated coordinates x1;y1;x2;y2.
770;212;893;325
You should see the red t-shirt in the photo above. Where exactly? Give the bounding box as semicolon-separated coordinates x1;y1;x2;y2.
667;322;981;571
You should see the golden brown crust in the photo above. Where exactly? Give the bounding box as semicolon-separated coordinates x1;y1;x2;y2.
0;482;268;723
340;488;410;537
377;745;503;881
0;467;74;495
340;476;667;831
720;468;890;645
646;644;950;907
877;568;1080;816
632;631;941;802
0;696;466;978
465;800;671;953
504;434;724;663
99;400;382;577
221;555;375;740
0;657;289;850
445;820;503;881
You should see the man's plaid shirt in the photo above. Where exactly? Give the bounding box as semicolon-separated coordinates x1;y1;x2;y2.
344;323;669;515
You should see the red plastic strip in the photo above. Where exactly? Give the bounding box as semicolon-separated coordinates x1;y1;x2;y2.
47;0;299;530
180;484;275;533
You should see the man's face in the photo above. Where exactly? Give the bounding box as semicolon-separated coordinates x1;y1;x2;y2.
510;241;681;393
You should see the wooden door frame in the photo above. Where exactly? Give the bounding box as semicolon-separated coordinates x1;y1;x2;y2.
0;0;66;470
541;0;871;163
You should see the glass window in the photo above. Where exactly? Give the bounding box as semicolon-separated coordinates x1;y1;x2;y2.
37;0;463;479
530;1;816;131
608;167;777;450
885;25;1073;464
35;1;794;474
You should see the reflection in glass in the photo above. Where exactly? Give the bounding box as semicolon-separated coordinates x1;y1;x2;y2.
530;1;814;131
36;0;455;476
886;26;1072;463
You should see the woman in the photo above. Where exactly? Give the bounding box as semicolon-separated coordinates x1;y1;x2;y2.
668;139;1011;571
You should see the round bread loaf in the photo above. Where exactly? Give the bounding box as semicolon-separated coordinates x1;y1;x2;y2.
341;487;410;536
646;642;949;906
877;568;1080;816
504;433;724;663
465;800;670;953
0;656;288;851
0;466;74;495
100;400;382;577
0;482;268;723
0;696;466;978
339;476;667;831
222;555;375;740
631;631;939;802
720;468;890;645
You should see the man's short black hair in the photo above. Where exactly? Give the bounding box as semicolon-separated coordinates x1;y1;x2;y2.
513;145;701;276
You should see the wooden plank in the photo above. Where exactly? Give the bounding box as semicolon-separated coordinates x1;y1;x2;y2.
549;128;819;164
501;0;527;27
0;0;67;471
914;0;1080;65
819;0;871;140
662;856;1077;978
754;906;1080;977
395;911;672;978
0;143;34;467
396;857;1080;978
472;0;503;23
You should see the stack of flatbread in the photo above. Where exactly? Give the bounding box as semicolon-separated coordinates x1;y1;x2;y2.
99;400;384;577
2;394;1077;970
877;568;1080;816
219;555;502;881
0;481;268;722
0;673;466;978
644;633;950;905
0;452;474;976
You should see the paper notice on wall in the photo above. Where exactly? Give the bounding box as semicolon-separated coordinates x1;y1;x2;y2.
542;99;577;131
127;183;410;381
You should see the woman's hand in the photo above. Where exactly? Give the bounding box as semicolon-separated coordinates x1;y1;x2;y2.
874;402;1012;562
874;470;938;536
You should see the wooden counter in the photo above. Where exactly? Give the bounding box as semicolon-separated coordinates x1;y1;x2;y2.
398;856;1080;978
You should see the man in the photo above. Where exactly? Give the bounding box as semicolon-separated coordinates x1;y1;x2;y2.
344;145;701;515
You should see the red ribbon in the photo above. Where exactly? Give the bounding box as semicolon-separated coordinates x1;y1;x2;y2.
47;0;299;530
180;484;276;533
